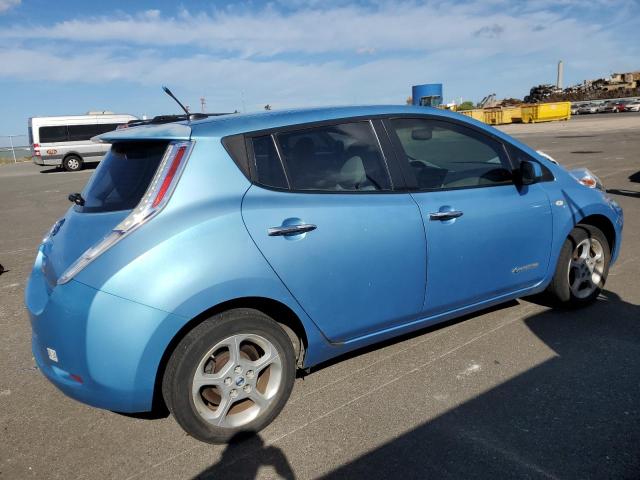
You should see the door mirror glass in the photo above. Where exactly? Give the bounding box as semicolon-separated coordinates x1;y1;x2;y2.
411;127;433;141
520;160;543;185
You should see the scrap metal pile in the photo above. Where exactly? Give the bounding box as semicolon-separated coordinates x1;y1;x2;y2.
525;71;640;103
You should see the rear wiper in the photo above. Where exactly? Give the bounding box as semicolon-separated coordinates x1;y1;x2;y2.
68;192;85;206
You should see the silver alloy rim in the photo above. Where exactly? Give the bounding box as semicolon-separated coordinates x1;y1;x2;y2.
568;237;605;299
191;334;282;428
67;158;79;170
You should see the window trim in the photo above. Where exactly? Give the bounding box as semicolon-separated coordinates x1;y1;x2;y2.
246;118;400;195
382;116;517;193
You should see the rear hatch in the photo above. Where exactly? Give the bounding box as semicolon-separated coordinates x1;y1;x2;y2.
42;140;173;286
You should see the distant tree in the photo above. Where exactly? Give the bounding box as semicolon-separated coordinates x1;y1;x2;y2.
264;104;272;110
457;101;475;111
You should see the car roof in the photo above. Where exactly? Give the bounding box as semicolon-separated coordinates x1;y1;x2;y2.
189;105;474;138
97;104;528;151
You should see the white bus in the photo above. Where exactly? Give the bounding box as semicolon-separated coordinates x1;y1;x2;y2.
28;112;138;171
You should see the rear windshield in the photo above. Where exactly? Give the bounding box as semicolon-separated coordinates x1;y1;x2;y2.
79;142;168;213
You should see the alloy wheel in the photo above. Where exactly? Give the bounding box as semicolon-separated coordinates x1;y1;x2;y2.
568;237;605;299
191;334;282;428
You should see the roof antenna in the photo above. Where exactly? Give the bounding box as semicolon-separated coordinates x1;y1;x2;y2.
162;86;190;116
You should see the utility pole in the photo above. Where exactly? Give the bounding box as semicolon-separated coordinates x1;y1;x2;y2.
8;134;17;163
200;96;206;113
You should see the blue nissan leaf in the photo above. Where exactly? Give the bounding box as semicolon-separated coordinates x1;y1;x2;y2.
25;106;623;443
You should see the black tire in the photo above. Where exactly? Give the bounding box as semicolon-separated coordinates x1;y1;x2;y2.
62;155;83;172
546;224;610;307
162;309;296;443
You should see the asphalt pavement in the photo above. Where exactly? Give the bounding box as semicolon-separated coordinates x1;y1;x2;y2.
0;113;639;479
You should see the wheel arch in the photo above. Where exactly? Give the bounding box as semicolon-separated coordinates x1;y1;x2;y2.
62;151;83;161
576;213;616;257
151;296;309;413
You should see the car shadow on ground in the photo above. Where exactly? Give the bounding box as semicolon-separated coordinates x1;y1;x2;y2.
192;291;640;479
607;188;640;199
38;162;98;174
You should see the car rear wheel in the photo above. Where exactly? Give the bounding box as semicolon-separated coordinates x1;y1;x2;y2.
546;225;610;307
62;155;83;172
162;309;296;443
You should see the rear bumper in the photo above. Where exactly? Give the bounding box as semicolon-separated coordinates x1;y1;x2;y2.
32;156;60;166
26;248;186;413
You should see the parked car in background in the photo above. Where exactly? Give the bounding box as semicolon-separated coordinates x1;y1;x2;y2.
28;112;138;171
578;103;599;114
625;101;640;112
26;105;624;443
570;103;580;115
611;101;629;113
598;101;620;113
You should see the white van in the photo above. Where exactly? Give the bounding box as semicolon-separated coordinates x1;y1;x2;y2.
28;112;138;171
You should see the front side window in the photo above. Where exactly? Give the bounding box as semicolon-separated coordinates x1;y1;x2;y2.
390;118;512;190
507;145;555;182
274;122;392;192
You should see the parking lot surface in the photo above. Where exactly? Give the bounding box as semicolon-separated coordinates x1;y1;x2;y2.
1;113;639;479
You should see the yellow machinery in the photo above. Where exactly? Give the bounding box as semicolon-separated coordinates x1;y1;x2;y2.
483;107;522;125
520;102;571;123
456;102;570;125
458;109;485;122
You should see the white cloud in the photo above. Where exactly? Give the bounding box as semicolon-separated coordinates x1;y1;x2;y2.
0;0;20;13
0;0;637;106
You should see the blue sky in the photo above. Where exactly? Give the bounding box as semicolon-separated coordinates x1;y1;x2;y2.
0;0;638;144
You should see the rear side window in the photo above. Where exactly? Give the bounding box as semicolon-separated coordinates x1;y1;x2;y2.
251;135;288;189
390;118;512;190
67;124;97;142
39;126;68;143
80;142;168;213
274;122;392;192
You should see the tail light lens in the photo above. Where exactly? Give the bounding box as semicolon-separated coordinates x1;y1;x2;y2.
33;143;41;157
57;141;193;285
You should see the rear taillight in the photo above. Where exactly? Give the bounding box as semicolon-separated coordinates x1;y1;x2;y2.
33;143;41;157
57;141;193;285
153;146;186;208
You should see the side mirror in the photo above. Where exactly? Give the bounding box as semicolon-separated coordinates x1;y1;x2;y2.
519;160;543;185
411;127;433;141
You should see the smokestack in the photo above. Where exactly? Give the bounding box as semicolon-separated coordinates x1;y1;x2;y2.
557;60;564;89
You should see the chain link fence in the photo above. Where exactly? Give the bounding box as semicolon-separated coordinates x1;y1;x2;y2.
0;134;30;165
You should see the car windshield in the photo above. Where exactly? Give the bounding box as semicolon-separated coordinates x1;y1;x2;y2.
79;141;168;213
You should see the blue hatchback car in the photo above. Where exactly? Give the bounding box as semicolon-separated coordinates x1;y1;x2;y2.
26;106;623;443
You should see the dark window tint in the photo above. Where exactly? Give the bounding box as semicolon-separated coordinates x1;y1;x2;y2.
252;135;288;189
275;122;391;191
95;123;121;135
80;142;168;213
67;124;98;141
39;126;68;143
390;118;512;190
507;145;554;182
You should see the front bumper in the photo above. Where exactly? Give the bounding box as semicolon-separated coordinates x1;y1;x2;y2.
26;248;186;413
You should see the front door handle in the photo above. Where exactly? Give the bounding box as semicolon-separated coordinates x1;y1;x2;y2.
429;210;463;221
268;224;317;236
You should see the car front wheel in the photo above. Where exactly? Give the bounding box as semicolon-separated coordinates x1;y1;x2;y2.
162;309;296;443
547;224;610;307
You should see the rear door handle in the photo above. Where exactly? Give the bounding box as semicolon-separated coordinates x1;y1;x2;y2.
268;224;317;236
429;210;463;221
